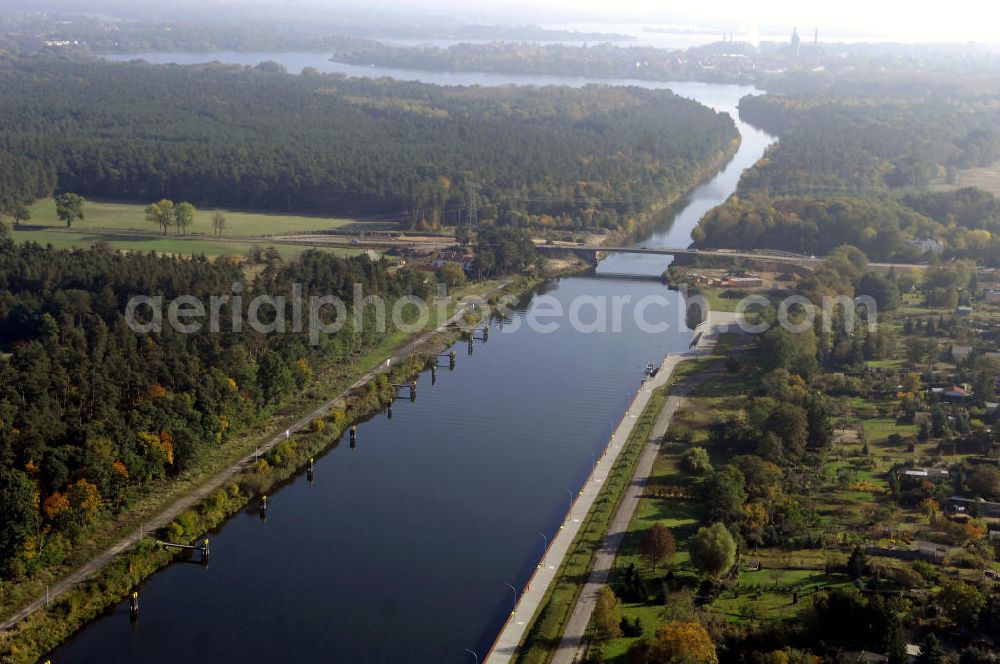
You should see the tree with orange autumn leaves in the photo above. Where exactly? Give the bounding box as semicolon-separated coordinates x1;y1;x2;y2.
42;480;102;524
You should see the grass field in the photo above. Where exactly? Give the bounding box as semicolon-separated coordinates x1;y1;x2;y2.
10;227;371;260
26;199;374;236
696;288;744;313
600;447;699;661
930;161;1000;197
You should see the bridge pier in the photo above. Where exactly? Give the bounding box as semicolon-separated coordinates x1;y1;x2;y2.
436;351;457;370
391;382;417;400
156;538;211;565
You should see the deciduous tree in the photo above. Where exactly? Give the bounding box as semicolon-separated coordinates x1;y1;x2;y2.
145;199;175;235
174;202;196;236
649;621;717;664
438;263;467;288
680;447;712;475
639;523;676;571
938;579;986;627
967;465;1000;499
212;211;226;237
704;466;747;526
593;586;623;640
12;202;29;227
55;192;85;227
688;523;736;578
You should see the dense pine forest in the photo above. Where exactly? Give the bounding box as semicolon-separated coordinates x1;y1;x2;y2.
737;92;1000;193
0;54;737;231
694;79;1000;261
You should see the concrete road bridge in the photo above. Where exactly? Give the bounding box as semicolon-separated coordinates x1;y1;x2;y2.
533;243;925;271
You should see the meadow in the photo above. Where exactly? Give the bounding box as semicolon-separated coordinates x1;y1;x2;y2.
27;199;368;236
14;200;387;258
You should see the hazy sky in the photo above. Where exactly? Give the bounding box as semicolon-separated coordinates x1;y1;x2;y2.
19;0;1000;44
361;0;1000;43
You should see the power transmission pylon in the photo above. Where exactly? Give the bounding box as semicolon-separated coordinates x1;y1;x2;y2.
466;183;481;230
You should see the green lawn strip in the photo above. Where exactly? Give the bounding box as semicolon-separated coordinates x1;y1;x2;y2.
513;387;668;664
600;447;699;661
10;228;368;259
26;199;367;236
710;569;850;624
697;289;742;313
597;370;733;662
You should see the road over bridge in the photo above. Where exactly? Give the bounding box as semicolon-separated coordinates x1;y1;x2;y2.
533;243;926;271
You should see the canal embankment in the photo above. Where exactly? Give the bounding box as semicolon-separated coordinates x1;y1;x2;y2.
485;312;741;664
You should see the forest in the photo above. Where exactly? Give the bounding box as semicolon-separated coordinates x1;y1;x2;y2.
0;54;737;233
693;79;1000;261
738;93;1000;194
0;229;434;580
693;188;1000;263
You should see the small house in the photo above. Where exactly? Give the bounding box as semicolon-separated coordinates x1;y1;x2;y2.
894;467;950;481
431;250;475;273
951;345;973;362
943;384;972;400
914;540;949;563
838;651;888;664
947;496;1000;518
908;238;944;255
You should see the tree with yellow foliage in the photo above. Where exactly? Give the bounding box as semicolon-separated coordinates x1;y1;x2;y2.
593;586;623;640
649;620;717;664
66;480;102;524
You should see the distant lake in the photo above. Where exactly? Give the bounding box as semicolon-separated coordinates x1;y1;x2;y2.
100;50;725;90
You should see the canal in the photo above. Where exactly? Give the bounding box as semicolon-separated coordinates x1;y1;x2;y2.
50;56;773;663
